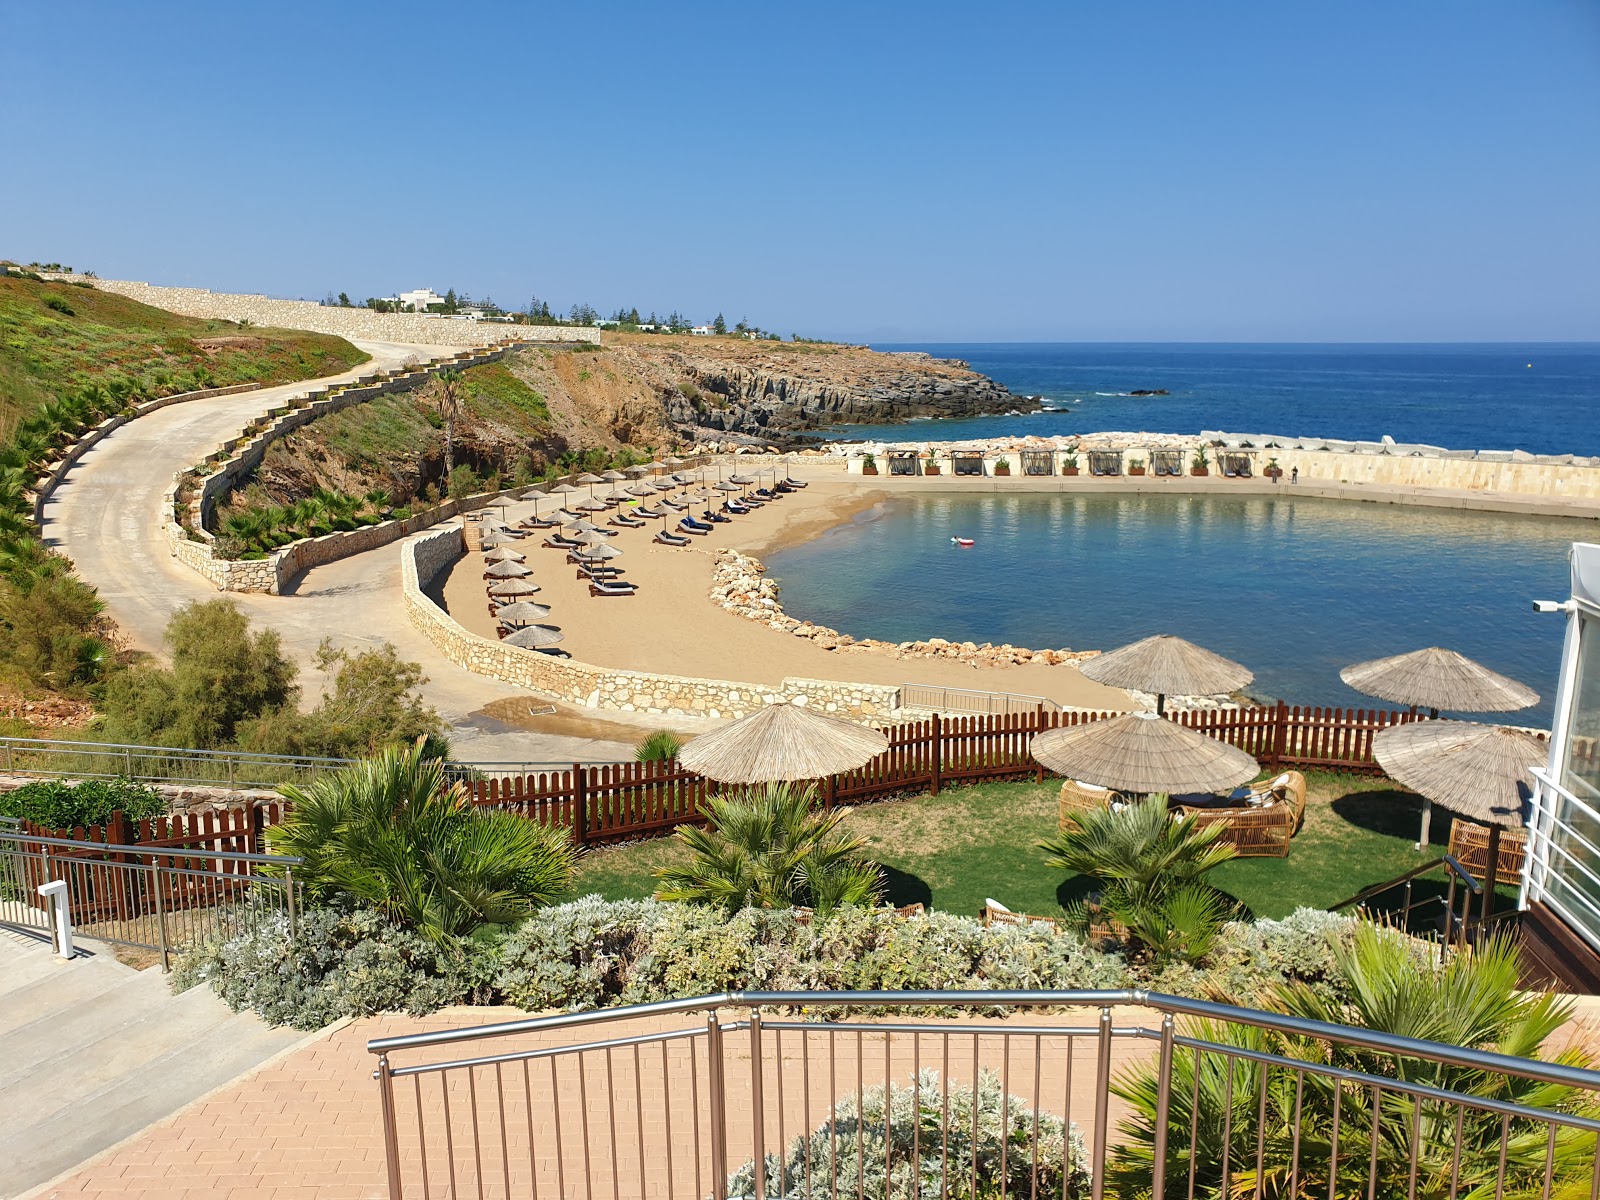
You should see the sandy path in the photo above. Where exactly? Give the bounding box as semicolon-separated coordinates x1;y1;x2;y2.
435;472;1131;710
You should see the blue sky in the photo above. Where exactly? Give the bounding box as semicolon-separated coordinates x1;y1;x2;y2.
3;2;1597;342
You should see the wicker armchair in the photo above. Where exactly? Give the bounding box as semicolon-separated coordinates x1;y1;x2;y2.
1058;779;1121;829
1175;803;1296;857
981;898;1061;930
1447;821;1527;879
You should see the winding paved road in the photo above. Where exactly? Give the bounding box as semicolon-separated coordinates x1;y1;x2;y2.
41;340;636;764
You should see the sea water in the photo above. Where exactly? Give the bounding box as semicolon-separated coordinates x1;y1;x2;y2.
828;343;1600;456
764;492;1581;725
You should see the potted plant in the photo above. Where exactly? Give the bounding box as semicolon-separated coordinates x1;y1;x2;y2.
1062;448;1080;476
861;452;879;476
992;455;1011;477
1264;457;1283;481
923;449;942;476
1127;457;1146;477
1191;447;1209;476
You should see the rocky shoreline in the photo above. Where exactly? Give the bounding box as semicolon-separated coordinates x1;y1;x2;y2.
707;547;1243;713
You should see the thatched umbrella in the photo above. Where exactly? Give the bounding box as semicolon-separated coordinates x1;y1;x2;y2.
574;472;603;485
644;460;666;472
624;465;651;477
677;701;889;785
1372;719;1544;922
665;456;687;467
1340;648;1539;715
1342;647;1538;846
503;624;565;650
575;542;623;561
576;498;608;512
626;484;655;497
495;599;553;625
488;578;541;598
484;546;525;563
551;483;582;496
485;560;533;579
601;469;628;482
1030;712;1259;796
479;534;511;550
715;481;740;492
1077;634;1254;716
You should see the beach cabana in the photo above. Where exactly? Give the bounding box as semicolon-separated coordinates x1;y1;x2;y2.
1078;634;1253;716
1372;719;1544;924
1151;450;1184;477
1341;646;1538;846
887;450;918;476
1030;711;1260;796
1020;450;1055;476
951;451;984;476
1087;451;1123;477
677;701;890;785
1219;452;1254;478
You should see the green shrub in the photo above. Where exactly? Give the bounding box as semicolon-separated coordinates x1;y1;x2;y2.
729;1069;1092;1200
633;729;682;762
0;776;165;830
171;905;476;1029
44;296;74;316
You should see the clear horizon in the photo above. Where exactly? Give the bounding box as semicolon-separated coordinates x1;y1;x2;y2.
3;1;1597;343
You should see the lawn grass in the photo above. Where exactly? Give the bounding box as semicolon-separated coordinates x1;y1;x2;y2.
572;772;1514;922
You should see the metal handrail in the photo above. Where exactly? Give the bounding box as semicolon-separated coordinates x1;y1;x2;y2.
366;987;1600;1091
0;736;355;768
1329;852;1482;911
0;830;302;867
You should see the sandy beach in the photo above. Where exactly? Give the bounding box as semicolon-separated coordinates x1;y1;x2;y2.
434;469;1133;711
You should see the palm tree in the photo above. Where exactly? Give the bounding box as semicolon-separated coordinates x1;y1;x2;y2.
1039;794;1237;963
270;742;576;941
1110;924;1599;1199
426;370;465;478
654;781;884;914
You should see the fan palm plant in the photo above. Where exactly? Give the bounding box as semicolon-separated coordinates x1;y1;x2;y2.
426;370;465;476
1039;794;1238;963
654;781;884;914
1109;924;1600;1199
270;742;576;941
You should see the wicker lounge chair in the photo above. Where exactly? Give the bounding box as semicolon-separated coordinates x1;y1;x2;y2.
1447;820;1528;879
1172;772;1308;858
981;898;1061;930
1058;778;1121;828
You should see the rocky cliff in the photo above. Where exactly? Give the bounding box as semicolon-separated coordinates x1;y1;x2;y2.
617;335;1016;443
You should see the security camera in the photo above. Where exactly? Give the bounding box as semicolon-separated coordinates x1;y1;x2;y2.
1532;600;1572;614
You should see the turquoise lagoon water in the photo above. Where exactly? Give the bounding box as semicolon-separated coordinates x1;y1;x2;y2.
764;492;1583;726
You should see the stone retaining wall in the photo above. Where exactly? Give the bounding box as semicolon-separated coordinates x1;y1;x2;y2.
44;276;603;347
164;346;529;593
402;525;903;721
31;382;260;523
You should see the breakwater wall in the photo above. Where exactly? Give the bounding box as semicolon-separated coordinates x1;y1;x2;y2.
42;275;603;348
402;524;904;721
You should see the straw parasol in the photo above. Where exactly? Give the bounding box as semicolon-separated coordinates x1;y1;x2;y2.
644;460;666;471
503;624;565;650
601;469;628;481
551;483;582;495
665;456;687;466
484;546;526;563
1030;712;1259;796
1340;647;1539;716
677;701;889;785
1372;719;1545;922
624;465;651;476
575;543;623;561
574;473;603;485
626;484;655;497
576;499;608;512
495;600;553;625
1077;635;1254;716
479;534;511;550
488;578;541;597
485;560;533;578
715;481;740;492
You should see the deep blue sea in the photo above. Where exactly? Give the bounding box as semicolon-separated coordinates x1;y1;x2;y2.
771;344;1600;724
829;343;1600;455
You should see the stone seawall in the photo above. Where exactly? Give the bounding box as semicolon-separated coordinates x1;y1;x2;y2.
402;525;903;721
44;276;603;348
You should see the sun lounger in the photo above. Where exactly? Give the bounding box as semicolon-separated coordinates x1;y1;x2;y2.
782;478;807;488
655;530;691;547
678;519;710;535
703;509;731;523
633;506;663;519
724;501;752;515
543;536;582;549
578;565;625;579
660;499;687;511
521;517;560;529
609;514;645;528
589;580;637;596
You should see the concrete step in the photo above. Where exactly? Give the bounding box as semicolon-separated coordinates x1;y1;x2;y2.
0;966;183;1090
0;1009;305;1195
0;954;136;1037
0;934;79;995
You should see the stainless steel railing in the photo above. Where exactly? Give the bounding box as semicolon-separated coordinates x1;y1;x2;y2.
899;683;1062;717
0;829;301;970
0;736;356;788
368;989;1600;1200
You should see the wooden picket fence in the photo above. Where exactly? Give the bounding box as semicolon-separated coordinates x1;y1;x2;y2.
13;705;1424;853
468;702;1421;846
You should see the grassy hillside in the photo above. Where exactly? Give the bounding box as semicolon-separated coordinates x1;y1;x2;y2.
0;273;366;440
0;271;369;710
